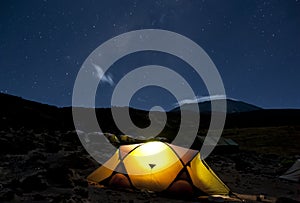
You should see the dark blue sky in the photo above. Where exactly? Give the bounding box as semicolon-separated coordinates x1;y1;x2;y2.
1;0;300;110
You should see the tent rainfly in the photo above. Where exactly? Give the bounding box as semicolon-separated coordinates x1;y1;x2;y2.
279;159;300;182
88;141;230;196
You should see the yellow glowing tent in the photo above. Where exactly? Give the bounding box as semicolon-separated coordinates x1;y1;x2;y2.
88;141;230;196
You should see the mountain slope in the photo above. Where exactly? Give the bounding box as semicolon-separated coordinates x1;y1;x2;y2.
171;99;262;113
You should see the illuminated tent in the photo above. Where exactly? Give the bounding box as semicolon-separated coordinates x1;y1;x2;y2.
88;141;230;196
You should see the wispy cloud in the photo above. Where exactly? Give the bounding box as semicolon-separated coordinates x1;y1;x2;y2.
92;63;115;86
174;95;230;107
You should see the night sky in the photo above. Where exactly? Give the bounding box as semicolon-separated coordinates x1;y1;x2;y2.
1;0;300;110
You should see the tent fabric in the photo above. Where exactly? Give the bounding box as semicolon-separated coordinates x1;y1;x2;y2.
87;141;230;195
279;159;300;182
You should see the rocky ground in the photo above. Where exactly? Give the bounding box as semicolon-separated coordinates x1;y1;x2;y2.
0;127;299;202
0;128;96;202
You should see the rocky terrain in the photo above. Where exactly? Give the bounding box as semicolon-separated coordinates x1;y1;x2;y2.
1;126;299;202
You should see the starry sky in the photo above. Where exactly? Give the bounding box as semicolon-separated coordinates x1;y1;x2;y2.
1;0;300;110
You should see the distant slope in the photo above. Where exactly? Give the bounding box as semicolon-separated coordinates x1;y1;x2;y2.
171;99;262;113
0;93;67;129
224;109;300;128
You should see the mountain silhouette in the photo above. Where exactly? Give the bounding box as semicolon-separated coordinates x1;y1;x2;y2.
1;93;300;134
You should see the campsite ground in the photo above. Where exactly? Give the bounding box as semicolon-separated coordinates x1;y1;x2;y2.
217;125;300;201
0;125;299;202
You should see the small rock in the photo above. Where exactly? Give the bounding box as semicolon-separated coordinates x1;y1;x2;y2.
0;188;14;202
33;193;46;201
46;165;73;188
20;172;48;192
276;197;299;203
73;186;88;198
